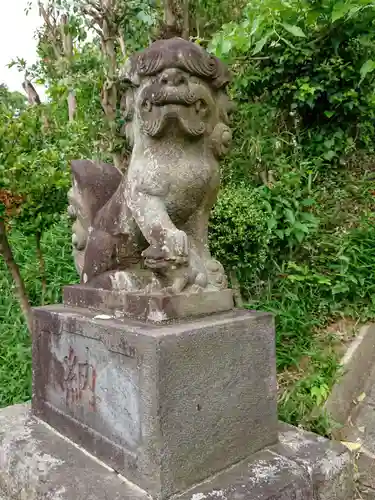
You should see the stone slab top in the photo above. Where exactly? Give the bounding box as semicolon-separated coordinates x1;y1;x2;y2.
0;403;354;500
63;285;234;322
33;304;271;338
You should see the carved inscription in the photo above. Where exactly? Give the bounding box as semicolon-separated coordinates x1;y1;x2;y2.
63;346;97;410
119;338;137;359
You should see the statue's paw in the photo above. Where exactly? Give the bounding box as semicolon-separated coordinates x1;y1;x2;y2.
162;274;189;295
163;229;189;260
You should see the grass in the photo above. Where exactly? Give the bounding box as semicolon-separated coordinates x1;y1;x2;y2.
0;216;76;407
249;212;375;435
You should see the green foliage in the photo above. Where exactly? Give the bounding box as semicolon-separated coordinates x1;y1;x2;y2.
261;172;319;252
189;0;247;41
0;91;92;236
209;185;271;290
0;217;76;407
211;0;375;168
206;0;375;434
278;348;340;436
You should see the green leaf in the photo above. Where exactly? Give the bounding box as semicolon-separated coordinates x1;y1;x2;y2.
300;198;316;206
136;10;154;25
267;217;278;230
221;38;233;55
317;276;332;285
250;16;262;37
293;221;309;233
300;212;319;224
252;33;271;55
282;23;306;38
323;150;336;160
332;282;350;294
331;2;351;22
294;230;305;243
284;208;296;224
360;60;375;81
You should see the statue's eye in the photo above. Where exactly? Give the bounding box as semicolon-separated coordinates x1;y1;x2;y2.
142;99;152;111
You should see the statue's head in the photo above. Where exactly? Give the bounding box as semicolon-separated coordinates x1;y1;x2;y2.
120;38;233;157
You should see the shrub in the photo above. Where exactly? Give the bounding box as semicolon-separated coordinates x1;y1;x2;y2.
209;184;271;294
211;0;375;169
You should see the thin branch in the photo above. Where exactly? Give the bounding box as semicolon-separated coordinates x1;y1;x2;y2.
0;218;33;334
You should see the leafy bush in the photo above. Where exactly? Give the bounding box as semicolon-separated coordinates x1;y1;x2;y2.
209;184;271;293
207;0;375;434
211;0;375;169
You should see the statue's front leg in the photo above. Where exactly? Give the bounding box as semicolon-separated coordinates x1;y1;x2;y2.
127;187;189;263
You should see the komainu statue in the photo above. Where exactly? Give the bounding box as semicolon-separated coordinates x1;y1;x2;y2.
67;38;233;297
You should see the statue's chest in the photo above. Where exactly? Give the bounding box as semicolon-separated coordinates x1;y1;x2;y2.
129;154;216;201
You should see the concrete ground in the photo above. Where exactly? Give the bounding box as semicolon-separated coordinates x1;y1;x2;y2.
339;364;375;498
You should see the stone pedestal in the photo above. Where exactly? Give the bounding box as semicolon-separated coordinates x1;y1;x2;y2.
0;404;355;500
64;285;234;322
32;305;278;500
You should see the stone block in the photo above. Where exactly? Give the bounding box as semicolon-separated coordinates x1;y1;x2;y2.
0;403;145;500
32;305;278;500
0;404;355;500
324;323;375;427
277;423;355;500
63;285;234;322
181;449;314;500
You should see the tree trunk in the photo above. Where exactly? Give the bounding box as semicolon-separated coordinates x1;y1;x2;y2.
162;0;189;38
22;79;41;105
61;14;77;121
182;0;189;39
0;219;33;333
163;0;177;30
67;91;77;122
35;231;47;304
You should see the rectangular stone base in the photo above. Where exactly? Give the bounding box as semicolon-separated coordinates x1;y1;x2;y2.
0;404;355;500
32;306;278;499
63;285;234;322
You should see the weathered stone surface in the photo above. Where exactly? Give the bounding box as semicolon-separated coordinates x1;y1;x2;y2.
180;449;314;500
277;423;355;500
32;305;277;499
0;403;355;500
348;403;375;453
325;323;375;428
63;284;234;321
67;37;234;310
0;403;147;500
356;452;375;491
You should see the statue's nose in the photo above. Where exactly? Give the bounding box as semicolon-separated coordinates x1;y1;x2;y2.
160;68;186;86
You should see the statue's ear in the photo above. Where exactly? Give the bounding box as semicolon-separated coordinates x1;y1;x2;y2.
210;123;232;159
